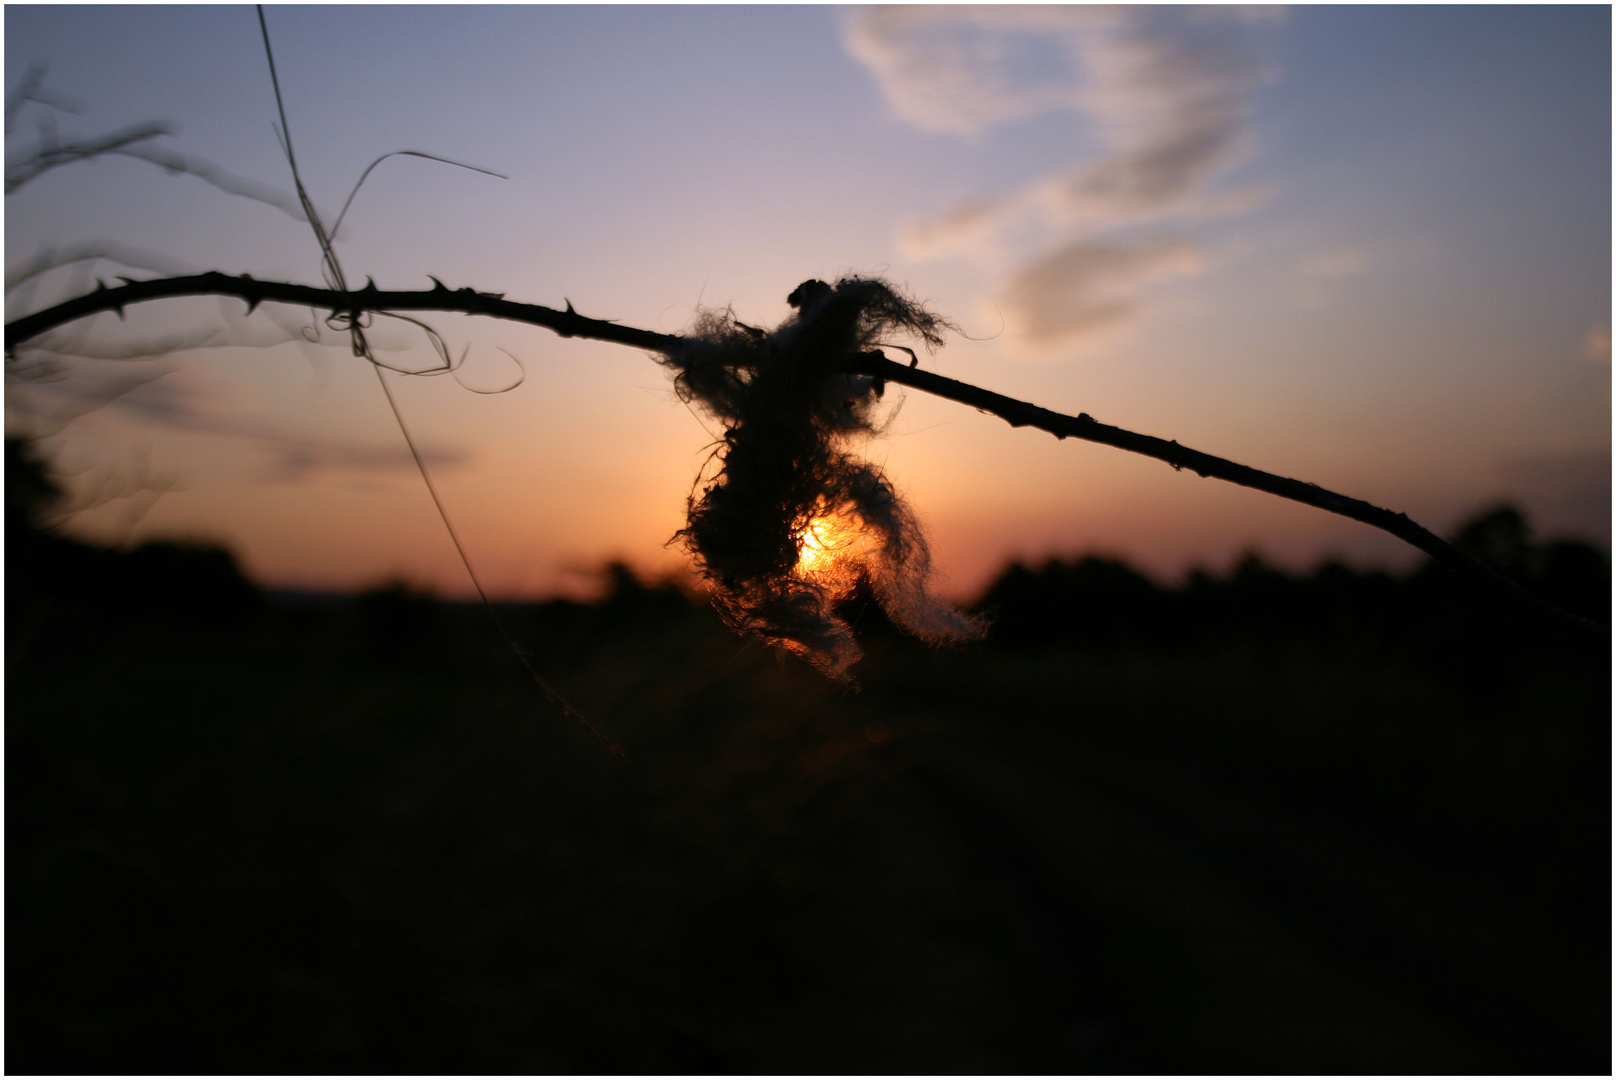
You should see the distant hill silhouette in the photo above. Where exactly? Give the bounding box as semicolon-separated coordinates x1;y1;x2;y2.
7;438;262;628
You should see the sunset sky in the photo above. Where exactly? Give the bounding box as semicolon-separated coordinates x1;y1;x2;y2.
6;5;1610;600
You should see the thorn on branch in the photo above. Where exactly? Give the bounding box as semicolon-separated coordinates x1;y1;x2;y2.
554;299;578;337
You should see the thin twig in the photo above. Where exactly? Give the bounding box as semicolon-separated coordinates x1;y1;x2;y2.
4;273;1607;642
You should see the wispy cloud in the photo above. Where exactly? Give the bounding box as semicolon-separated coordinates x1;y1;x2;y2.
1582;325;1610;363
1004;236;1203;343
18;364;466;482
846;5;1278;351
1298;249;1367;278
1290;247;1370;308
844;6;1092;136
117;373;467;481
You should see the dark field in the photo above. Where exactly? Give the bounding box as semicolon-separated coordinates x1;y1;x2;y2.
7;500;1610;1073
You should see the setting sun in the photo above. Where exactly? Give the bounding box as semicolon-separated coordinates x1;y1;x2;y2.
794;512;862;586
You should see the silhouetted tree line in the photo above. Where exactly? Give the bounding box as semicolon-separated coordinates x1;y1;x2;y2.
7;437;1608;665
976;511;1609;655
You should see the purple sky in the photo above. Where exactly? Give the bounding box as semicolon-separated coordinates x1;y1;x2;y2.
7;5;1609;599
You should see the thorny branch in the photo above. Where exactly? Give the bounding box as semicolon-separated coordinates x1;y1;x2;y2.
4;272;1607;643
3;272;682;356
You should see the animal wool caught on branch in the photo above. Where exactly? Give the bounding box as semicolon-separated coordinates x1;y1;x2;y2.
659;276;986;682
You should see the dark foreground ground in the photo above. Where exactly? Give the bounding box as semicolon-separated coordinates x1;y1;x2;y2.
7;506;1611;1074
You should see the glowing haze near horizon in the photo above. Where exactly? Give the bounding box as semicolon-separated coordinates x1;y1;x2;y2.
6;5;1610;601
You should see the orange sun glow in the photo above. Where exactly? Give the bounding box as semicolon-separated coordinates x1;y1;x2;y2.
794;513;861;581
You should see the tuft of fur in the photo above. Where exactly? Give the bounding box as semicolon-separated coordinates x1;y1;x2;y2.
660;276;985;682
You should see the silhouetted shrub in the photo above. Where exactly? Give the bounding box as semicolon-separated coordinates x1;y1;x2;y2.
112;540;262;624
975;555;1164;649
349;580;450;664
5;436;62;532
595;561;694;629
1452;504;1535;577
